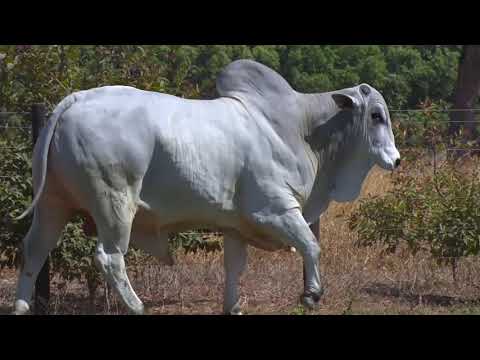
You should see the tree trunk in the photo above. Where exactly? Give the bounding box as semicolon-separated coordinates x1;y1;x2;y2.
449;46;480;141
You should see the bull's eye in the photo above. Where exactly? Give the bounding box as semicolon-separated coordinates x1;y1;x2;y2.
371;112;384;123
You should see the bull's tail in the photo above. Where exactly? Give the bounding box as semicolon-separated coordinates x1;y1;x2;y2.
15;94;79;221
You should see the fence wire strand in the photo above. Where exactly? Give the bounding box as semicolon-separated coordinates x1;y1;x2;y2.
0;112;31;115
0;147;31;151
0;126;32;129
391;109;480;112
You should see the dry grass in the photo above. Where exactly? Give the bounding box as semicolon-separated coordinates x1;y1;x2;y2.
2;166;480;315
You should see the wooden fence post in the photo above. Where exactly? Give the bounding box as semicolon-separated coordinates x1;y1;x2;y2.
31;103;50;315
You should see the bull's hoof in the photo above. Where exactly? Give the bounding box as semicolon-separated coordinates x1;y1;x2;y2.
224;300;243;315
225;310;244;316
12;300;30;315
300;289;324;311
129;303;145;315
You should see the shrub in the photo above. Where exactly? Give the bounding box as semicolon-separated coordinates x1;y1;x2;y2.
0;119;32;270
170;231;222;255
349;154;480;279
391;100;451;149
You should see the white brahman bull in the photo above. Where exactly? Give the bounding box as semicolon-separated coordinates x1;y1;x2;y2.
13;60;400;315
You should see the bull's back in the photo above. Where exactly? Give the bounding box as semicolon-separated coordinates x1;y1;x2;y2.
50;86;253;222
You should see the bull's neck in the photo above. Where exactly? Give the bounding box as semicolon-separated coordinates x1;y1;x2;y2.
298;92;375;222
299;92;338;137
297;92;348;173
300;91;368;165
298;92;369;217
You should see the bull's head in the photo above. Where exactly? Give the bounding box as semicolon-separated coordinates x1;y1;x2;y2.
331;84;401;171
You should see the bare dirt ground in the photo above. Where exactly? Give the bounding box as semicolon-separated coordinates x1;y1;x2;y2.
2;167;480;315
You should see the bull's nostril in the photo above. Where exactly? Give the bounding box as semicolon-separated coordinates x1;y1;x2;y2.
395;158;401;168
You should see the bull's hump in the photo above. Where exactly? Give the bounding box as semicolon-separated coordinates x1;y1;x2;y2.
216;60;295;101
215;60;303;144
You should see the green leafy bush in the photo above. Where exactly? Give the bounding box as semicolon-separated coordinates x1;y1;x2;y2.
391;100;452;149
170;231;222;254
349;155;480;274
0;45;462;112
0;118;33;270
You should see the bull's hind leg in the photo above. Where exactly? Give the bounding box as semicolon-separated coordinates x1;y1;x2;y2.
90;187;144;315
223;232;248;315
14;198;72;315
130;215;175;266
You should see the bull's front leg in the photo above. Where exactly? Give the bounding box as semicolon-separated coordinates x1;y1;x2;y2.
252;208;323;310
302;219;321;308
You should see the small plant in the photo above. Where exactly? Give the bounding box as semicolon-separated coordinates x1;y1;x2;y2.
290;305;307;315
169;231;222;255
391;100;451;149
349;154;480;281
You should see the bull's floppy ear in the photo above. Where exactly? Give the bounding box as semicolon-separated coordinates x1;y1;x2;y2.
331;93;358;111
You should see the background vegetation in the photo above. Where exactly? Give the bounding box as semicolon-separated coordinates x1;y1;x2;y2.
0;45;464;111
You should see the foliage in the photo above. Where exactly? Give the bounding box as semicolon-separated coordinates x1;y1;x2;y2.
170;231;223;254
391;100;452;149
0;45;462;111
0;118;32;270
349;155;480;273
382;46;460;109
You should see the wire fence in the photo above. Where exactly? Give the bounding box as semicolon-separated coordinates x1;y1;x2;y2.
391;109;480;113
0;112;33;135
0;112;36;187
